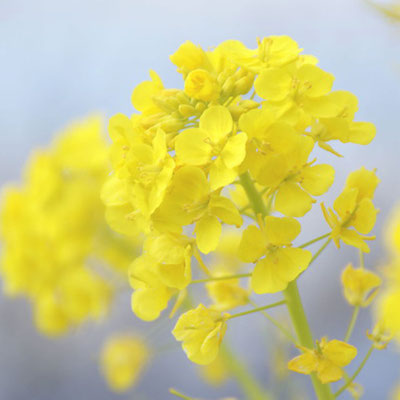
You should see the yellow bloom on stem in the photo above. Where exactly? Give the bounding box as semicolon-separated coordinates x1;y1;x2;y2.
341;263;381;307
321;167;379;253
170;40;208;74
100;335;149;392
175;105;247;190
238;216;312;293
288;337;357;384
206;268;249;311
173;304;229;365
153;166;242;253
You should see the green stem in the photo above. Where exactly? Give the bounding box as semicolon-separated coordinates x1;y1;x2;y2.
239;173;268;216
299;233;331;249
344;306;360;343
309;238;332;266
191;273;251;284
249;299;298;345
220;344;271;400
359;250;365;268
169;389;196;400
240;173;334;400
227;300;286;320
334;345;374;398
284;281;334;400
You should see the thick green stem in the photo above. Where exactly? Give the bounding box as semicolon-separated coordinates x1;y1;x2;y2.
239;173;334;400
284;282;334;400
239;173;268;216
221;344;271;400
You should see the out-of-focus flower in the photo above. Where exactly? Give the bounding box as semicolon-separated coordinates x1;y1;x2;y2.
100;335;149;392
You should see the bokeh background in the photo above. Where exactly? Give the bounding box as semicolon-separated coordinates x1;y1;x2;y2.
1;0;400;399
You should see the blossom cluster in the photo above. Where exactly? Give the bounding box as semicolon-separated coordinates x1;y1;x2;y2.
101;36;379;397
0;117;135;335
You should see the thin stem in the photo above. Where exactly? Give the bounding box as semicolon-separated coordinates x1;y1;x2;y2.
299;233;331;249
359;250;365;269
191;273;251;284
193;248;211;276
344;306;360;342
169;389;196;400
309;238;332;266
227;300;286;320
249;299;298;345
334;345;374;398
220;344;271;400
284;281;334;400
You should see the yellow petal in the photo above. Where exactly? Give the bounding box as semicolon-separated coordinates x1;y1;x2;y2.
322;340;357;367
238;107;275;140
297;64;334;97
238;225;266;263
316;359;344;384
220;132;248;169
251;248;311;294
301;164;335;196
175;128;212;165
333;188;358;219
345;167;379;201
209;195;243;227
352;198;377;234
275;182;315;217
254;68;292;101
288;352;318;375
347;122;376;145
131;288;172;321
209;159;238;191
264;216;301;246
199;106;233;143
195;215;222;254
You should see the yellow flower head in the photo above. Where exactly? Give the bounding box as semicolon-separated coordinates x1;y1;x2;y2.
288;337;357;384
322;167;379;253
238;216;312;293
100;335;149;392
172;304;229;365
341;263;381;307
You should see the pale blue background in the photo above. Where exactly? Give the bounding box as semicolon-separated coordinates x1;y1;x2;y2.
0;0;400;399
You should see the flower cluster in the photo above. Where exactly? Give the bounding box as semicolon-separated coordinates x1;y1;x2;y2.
0;117;136;335
102;36;378;399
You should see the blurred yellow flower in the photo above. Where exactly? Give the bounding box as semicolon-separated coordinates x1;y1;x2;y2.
101;335;149;392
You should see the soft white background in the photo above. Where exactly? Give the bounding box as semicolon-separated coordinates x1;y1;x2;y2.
0;0;399;399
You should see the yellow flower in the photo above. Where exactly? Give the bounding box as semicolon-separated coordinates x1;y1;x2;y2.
288;337;357;384
238;216;312;293
206;268;249;311
172;304;229;365
184;69;220;101
153;166;242;254
341;264;381;307
322;168;379;253
170;40;207;73
175;105;247;190
100;335;149;392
